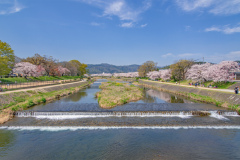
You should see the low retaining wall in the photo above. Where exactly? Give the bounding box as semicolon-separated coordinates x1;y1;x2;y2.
139;80;240;106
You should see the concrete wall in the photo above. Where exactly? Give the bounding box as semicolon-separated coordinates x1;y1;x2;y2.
139;80;240;105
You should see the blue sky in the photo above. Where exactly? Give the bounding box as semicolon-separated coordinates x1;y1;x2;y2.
0;0;240;66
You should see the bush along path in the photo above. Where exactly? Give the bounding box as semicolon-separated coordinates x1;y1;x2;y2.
0;80;94;124
96;81;143;109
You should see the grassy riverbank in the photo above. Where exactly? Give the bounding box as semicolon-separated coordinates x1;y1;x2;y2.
139;82;240;114
96;81;143;108
0;81;92;124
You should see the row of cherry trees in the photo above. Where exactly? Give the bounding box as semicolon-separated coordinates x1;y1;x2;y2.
90;61;239;82
147;61;239;82
13;62;70;77
12;54;88;77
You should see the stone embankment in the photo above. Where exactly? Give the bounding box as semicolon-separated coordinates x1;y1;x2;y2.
139;80;240;107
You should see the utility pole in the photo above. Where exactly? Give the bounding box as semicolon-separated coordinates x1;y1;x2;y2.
203;57;204;63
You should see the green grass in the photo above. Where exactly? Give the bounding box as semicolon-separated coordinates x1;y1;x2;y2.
0;76;81;84
96;81;143;108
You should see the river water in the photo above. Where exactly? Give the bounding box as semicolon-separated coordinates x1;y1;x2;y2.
1;79;240;160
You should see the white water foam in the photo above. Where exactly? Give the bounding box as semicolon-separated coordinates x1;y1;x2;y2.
15;112;193;119
222;112;239;117
209;111;229;120
1;126;240;131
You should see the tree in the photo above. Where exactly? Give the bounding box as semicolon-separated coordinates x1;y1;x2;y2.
60;61;78;76
0;40;15;75
56;66;70;76
186;63;212;82
69;60;88;76
22;53;46;66
170;60;194;81
205;61;239;82
147;71;161;80
42;56;58;76
160;69;171;80
13;62;45;77
23;54;59;76
138;61;157;77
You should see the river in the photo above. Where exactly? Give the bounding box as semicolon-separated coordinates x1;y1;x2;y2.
1;79;240;160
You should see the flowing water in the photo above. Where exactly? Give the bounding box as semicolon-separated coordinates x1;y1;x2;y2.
1;79;240;160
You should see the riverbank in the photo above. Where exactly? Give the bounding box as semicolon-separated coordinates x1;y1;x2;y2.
96;81;143;108
0;80;93;124
138;80;240;113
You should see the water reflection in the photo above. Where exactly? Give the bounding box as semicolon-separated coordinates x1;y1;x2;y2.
139;88;192;104
63;90;87;102
141;88;156;103
0;130;15;153
170;96;184;103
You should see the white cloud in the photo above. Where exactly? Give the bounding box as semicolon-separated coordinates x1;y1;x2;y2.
205;51;240;62
162;53;173;58
205;23;240;34
140;23;147;28
176;0;240;15
162;53;199;58
90;22;101;26
176;0;213;12
178;53;197;57
76;0;152;27
0;0;24;15
120;22;133;28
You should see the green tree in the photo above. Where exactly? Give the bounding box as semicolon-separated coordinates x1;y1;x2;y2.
170;59;194;81
69;60;88;76
138;61;157;77
0;40;15;75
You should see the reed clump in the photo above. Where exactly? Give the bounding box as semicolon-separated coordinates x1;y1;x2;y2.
96;81;143;108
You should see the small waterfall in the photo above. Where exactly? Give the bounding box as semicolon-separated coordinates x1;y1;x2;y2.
218;111;239;117
14;111;194;119
14;110;239;120
209;111;229;120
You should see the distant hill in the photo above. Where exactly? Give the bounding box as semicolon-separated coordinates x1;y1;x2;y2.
87;63;141;74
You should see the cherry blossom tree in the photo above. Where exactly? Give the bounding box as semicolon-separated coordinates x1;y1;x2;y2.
160;69;171;81
57;66;70;76
186;63;212;82
186;61;239;82
206;61;239;82
13;62;45;77
147;71;161;80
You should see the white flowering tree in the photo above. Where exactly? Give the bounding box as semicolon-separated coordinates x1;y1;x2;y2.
160;69;171;81
186;63;212;82
186;61;239;82
13;62;45;77
147;71;161;80
57;66;70;76
206;61;239;82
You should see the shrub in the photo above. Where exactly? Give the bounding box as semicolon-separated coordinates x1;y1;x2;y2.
28;100;35;107
41;97;46;103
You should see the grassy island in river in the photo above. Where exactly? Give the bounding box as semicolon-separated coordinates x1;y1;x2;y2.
96;81;143;108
